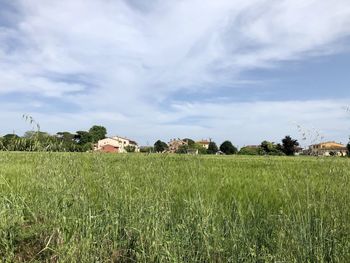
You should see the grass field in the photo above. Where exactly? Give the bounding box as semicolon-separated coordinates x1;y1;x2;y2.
0;152;350;262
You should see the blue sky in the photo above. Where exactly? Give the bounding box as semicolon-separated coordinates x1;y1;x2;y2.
1;0;350;147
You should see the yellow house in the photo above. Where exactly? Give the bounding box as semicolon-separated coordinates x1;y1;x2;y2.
196;139;210;149
308;141;347;156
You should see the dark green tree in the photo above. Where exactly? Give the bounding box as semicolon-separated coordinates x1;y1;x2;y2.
219;140;238;155
154;140;168;153
347;141;350;157
183;138;195;147
75;131;93;145
89;125;107;143
281;136;299;156
207;141;218;154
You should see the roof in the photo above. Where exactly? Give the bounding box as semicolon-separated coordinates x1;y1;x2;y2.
107;136;138;144
311;141;345;147
310;141;347;150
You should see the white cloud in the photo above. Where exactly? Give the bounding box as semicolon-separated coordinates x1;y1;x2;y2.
1;0;350;144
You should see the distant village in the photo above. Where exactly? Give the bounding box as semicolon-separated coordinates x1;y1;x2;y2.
96;136;349;157
0;123;349;156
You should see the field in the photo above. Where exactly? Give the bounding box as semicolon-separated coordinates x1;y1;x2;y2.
0;152;350;262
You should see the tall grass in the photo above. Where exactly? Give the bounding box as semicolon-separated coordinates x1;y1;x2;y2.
0;153;349;262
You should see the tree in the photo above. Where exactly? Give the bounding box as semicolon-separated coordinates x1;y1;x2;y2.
183;138;195;147
56;132;75;142
154;140;168;153
238;146;263;155
207;141;218;154
23;131;50;139
347;141;350;157
3;134;19;140
220;140;238;155
75;131;93;145
260;141;284;155
281;136;299;156
89;125;107;143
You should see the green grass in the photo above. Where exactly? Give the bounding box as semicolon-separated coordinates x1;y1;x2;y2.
0;152;350;262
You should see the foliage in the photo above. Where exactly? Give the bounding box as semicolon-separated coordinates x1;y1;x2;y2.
176;145;189;154
154;140;168;153
176;141;207;154
183;138;195;147
81;142;93;152
75;131;93;145
219;140;238;155
281;136;300;156
140;146;154;153
125;145;136;153
192;143;207;154
261;141;285;156
0;126;106;153
23;131;50;139
347;141;350;157
1;153;350;262
238;146;264;155
3;134;19;140
56;132;75;142
89;125;107;143
207;141;218;154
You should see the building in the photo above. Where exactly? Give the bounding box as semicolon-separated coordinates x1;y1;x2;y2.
100;144;119;153
96;136;139;153
168;139;187;153
308;141;347;156
196;139;210;149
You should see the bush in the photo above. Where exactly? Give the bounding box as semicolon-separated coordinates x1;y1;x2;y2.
125;145;136;153
220;141;238;155
238;146;264;155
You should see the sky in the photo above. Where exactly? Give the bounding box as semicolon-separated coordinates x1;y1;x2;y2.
0;0;350;147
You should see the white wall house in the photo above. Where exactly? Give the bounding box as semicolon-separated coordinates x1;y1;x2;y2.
96;136;139;153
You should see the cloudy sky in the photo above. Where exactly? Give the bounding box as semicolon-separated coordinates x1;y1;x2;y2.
1;0;350;147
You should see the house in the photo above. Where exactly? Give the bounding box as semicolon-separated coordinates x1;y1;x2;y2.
168;139;187;153
308;141;347;156
100;144;119;153
96;136;139;153
196;139;210;149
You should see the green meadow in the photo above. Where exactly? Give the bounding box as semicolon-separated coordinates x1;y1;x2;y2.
0;152;349;262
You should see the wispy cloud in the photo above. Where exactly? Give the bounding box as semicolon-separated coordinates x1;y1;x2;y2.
1;0;350;143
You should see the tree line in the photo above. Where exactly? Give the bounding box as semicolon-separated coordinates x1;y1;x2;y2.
1;126;349;157
151;136;303;156
0;125;107;152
